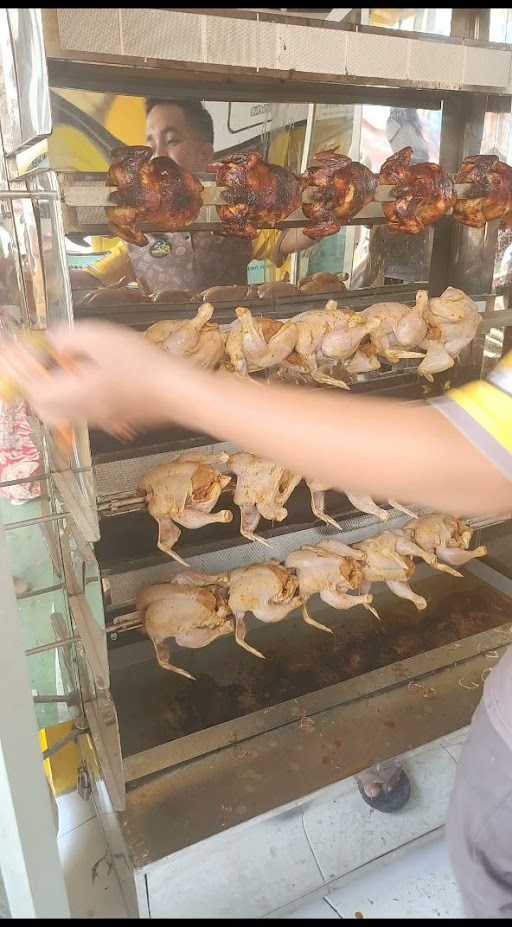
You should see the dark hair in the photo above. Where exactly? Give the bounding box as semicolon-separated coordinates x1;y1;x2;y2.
145;98;214;145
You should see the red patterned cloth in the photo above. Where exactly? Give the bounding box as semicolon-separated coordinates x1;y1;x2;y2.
0;400;41;504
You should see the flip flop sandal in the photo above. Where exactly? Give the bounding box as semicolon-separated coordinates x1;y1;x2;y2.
357;769;411;813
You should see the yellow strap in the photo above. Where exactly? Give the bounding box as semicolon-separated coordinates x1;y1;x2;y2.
447;380;512;454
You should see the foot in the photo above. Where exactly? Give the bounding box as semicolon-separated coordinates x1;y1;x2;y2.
357;768;411;813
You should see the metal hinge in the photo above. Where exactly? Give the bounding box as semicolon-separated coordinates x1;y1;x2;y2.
77;764;92;802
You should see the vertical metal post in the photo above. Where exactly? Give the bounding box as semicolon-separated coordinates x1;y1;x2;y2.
0;519;70;917
290;102;316;285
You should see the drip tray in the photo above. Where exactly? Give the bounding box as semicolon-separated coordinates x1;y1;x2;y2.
111;569;511;764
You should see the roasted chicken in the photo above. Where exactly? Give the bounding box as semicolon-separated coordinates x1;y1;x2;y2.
280;300;380;388
225;307;297;376
228;452;301;547
298;272;347;295
286;540;376;630
106;145;204;246
137;453;232;566
379;146;455;234
403;514;487;567
302;149;377;240
145;302;226;371
454;154;512;228
228;562;302;658
136;571;231;679
209;151;302;239
418;287;481;381
360;291;428;365
354;531;427;614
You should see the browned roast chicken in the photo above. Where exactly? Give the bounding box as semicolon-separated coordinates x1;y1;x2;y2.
379;146;455;235
106;146;204;246
453;154;512;228
208;151;302;239
301;149;378;240
137;453;233;566
298;272;348;295
136;571;231;679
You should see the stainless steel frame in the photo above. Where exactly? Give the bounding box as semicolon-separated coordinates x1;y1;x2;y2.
2;6;512;918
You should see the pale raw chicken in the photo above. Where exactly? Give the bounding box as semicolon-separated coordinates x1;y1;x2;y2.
361;291;428;365
228;452;301;547
354;531;427;613
306;477;416;527
136;571;231;679
403;514;487;567
280;300;380;388
228;562;302;659
225;307;297;376
145;302;226;371
285;539;376;630
418;288;481;382
345;341;381;375
137;453;233;566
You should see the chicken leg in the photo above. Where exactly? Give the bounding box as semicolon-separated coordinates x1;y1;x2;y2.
234;614;265;660
436;544;487;566
149;636;196;680
386;580;427;611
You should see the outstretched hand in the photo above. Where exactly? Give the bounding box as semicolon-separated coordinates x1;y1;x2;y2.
0;321;186;435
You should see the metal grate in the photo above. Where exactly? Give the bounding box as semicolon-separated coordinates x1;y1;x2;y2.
276;23;348;74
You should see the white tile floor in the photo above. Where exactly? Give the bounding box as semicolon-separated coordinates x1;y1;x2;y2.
57;734;466;919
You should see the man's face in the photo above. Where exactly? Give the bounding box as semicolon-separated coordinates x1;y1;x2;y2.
146;103;213;173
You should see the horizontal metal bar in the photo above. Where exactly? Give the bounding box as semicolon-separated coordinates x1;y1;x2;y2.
25;635;80;658
0;465;92;490
33;692;80;707
17;583;65;602
4;511;71;531
0;190;60;201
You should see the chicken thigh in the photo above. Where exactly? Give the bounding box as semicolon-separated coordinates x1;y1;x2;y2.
286;540;376;630
145;302;226;371
361;291;428;365
225;307;297;377
228;452;301;547
354;531;427;613
137;453;233;565
418;288;481;381
136;572;232;679
228;562;302;658
280;301;379;388
403;513;487;567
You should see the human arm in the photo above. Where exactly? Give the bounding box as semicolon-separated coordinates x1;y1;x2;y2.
3;321;512;519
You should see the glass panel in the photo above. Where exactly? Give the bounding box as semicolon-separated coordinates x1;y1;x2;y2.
368;9;452;36
490;9;512;44
29;642;81;730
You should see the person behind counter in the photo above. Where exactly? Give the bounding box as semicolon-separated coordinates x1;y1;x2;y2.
71;98;316;299
3;319;512;919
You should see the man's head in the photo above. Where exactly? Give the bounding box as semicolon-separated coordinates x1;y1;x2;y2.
145;99;214;172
